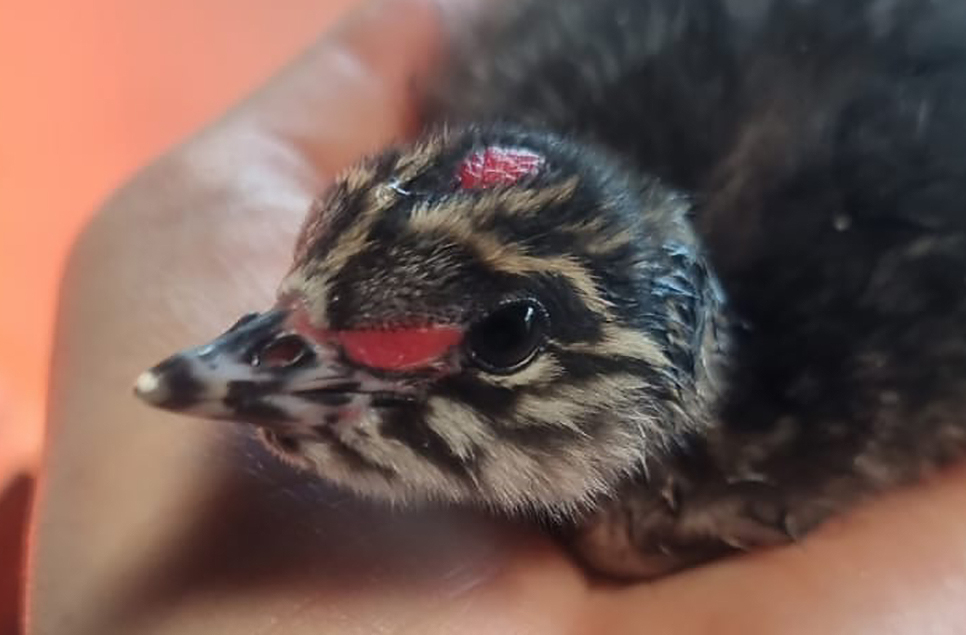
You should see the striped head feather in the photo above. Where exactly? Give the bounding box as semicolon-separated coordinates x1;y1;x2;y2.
135;125;728;518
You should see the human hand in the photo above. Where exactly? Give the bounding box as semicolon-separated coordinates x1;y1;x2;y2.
27;1;966;633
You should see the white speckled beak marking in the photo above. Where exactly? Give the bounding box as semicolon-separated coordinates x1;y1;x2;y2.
134;310;406;432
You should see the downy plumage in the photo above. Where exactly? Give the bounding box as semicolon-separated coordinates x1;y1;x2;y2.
135;0;966;578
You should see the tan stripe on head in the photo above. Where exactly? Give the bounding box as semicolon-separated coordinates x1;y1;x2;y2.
562;323;669;369
476;353;564;389
511;373;648;433
408;206;612;316
424;396;494;459
293;181;410;322
392;134;447;182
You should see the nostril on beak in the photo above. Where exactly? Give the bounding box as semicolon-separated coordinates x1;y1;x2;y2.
251;334;314;369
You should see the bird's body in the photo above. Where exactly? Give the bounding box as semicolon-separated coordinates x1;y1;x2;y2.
136;0;966;578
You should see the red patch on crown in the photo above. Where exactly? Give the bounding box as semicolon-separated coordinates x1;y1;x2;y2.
336;327;463;371
458;146;545;189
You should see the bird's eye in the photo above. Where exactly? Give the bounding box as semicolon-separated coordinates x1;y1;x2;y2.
466;301;548;374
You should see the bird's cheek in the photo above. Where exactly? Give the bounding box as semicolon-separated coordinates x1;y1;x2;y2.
329;405;369;431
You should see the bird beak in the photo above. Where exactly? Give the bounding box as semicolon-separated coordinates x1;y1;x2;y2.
133;309;365;428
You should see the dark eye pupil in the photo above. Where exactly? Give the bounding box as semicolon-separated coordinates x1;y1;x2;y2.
467;301;547;373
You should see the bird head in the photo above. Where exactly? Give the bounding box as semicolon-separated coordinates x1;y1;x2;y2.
135;125;726;517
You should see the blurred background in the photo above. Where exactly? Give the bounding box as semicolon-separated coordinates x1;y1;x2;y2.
0;0;359;630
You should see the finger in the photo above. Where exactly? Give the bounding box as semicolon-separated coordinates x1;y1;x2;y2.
31;2;539;633
586;463;966;634
178;0;488;213
219;0;456;177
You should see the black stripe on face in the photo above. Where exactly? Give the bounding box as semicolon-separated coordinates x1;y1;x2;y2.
550;347;669;385
296;391;353;407
378;403;479;482
550;349;680;411
370;392;419;409
301;185;358;264
433;375;518;420
225;379;282;399
312;425;397;480
524;273;605;344
488;418;588;453
224;380;293;423
299;154;399;266
292;383;360;407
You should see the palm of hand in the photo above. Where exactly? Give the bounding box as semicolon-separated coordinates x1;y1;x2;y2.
28;1;966;633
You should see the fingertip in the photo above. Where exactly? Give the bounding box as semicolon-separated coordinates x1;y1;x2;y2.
234;0;482;176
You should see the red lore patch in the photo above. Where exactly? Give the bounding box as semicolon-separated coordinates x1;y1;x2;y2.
458;146;545;189
286;308;463;371
337;327;463;371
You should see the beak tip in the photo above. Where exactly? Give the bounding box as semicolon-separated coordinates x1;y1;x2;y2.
134;369;169;406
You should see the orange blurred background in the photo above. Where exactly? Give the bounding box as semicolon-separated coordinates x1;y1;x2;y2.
0;0;361;479
0;0;357;628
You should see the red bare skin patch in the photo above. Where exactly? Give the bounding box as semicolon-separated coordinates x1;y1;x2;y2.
285;306;463;371
336;327;463;371
458;146;545;189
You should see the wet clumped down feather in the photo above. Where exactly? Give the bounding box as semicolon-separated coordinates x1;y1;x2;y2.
135;0;966;578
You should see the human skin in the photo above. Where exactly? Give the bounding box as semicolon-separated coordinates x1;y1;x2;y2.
25;0;966;633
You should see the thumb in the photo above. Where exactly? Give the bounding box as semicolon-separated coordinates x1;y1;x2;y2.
213;0;465;178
